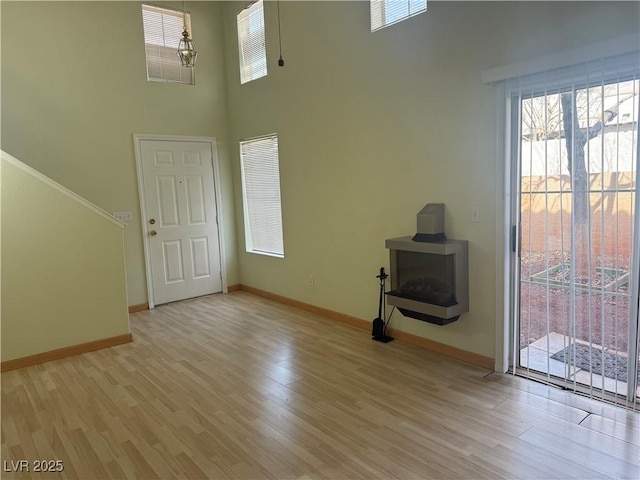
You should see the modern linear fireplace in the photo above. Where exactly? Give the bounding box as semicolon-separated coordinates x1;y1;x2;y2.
385;204;469;325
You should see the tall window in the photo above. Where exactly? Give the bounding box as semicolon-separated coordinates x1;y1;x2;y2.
371;0;427;32
240;135;284;257
237;0;267;84
142;4;194;84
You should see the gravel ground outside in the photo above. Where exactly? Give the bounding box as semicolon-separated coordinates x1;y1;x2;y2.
519;251;632;353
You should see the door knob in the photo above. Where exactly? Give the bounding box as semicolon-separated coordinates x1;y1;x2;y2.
149;218;156;225
149;230;157;236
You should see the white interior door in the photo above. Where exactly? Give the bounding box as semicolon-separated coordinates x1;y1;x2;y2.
138;139;223;306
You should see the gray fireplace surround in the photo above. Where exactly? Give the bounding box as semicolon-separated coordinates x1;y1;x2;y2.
385;204;469;325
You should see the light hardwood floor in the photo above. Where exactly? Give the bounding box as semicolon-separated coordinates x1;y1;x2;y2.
2;292;639;479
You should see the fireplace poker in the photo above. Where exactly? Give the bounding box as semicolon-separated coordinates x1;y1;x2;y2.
372;267;394;343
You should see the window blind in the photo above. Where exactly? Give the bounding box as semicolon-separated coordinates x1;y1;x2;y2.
142;4;194;84
505;50;640;406
237;0;267;84
504;51;640;97
240;135;284;257
371;0;427;32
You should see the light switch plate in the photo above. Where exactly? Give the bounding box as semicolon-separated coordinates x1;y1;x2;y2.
471;206;480;222
113;211;133;223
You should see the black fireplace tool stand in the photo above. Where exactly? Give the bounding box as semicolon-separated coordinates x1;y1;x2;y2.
372;267;394;343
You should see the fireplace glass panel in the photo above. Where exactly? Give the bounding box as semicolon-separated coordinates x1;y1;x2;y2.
393;251;456;307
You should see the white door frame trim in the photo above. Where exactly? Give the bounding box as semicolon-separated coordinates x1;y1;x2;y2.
494;82;511;374
133;133;228;309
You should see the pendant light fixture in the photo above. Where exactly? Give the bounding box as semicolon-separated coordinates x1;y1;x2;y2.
177;1;198;68
277;0;284;66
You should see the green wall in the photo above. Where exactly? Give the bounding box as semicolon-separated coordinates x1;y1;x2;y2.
1;1;238;306
221;1;640;359
1;153;130;361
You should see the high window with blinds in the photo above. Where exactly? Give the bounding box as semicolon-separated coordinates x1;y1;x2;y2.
240;134;284;257
142;4;194;84
371;0;427;32
237;0;267;84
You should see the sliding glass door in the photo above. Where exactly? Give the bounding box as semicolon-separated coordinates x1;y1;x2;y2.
512;64;640;406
